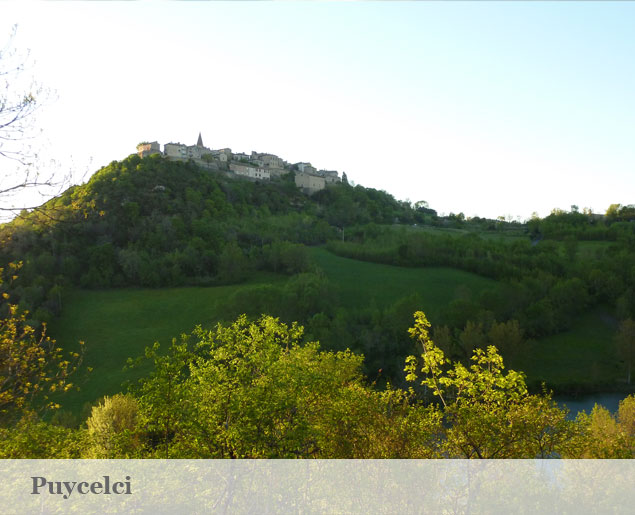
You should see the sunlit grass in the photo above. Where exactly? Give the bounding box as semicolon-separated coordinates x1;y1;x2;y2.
48;273;287;414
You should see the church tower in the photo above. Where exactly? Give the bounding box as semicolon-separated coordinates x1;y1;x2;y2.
197;132;204;148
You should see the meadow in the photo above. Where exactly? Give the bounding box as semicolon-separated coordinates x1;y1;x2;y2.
49;248;501;414
520;308;622;392
308;246;500;320
49;246;626;415
48;273;288;414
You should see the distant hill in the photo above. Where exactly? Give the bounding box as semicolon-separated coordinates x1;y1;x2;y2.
0;153;430;325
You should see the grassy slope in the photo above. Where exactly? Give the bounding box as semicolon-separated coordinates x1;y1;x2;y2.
308;247;499;322
314;244;626;393
49;249;502;414
49;246;626;415
48;273;287;414
519;308;623;393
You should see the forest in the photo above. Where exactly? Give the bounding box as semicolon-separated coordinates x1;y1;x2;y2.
1;154;634;458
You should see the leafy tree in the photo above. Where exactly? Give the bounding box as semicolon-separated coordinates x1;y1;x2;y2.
606;203;622;221
131;315;442;458
573;402;633;458
405;311;577;458
458;320;486;359
281;271;336;321
487;319;524;362
85;394;139;458
127;337;192;458
0;413;83;458
262;241;310;275
563;235;578;261
618;394;635;450
0;265;83;425
431;325;455;358
217;242;250;284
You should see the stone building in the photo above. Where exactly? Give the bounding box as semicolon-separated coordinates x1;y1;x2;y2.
136;141;161;158
233;152;250;162
295;172;325;194
216;148;232;163
297;162;317;175
230;163;270;181
267;166;288;178
252;152;285;169
136;135;339;193
164;137;213;161
317;169;340;184
164;143;187;160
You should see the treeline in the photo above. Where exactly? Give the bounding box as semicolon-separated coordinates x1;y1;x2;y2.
326;223;635;338
218;274;423;381
528;205;635;241
0;154;417;326
1;314;634;459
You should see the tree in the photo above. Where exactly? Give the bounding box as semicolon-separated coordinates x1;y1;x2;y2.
487;319;524;362
616;318;635;384
606;203;621;221
85;394;139;458
563;235;578;262
405;311;577;458
217;242;250;283
131;315;442;458
0;26;41;166
1;25;66;219
127;337;192;458
458;320;486;358
0;412;83;458
573;401;634;458
0;264;84;425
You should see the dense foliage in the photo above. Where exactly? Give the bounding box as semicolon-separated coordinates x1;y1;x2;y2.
1;314;633;458
0;265;83;426
1;155;634;458
0;154;417;327
325;219;635;352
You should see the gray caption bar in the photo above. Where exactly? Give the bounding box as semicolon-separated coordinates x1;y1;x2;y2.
1;459;633;514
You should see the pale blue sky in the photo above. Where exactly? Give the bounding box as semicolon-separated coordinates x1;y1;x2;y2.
2;2;634;219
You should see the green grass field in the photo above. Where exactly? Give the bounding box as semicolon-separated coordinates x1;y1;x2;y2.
308;246;500;321
516;309;623;392
48;273;288;415
48;246;626;416
49;249;503;415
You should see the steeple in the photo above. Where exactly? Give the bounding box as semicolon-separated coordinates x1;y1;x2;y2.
197;132;204;147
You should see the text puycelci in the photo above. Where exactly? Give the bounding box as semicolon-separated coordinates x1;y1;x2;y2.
31;476;132;499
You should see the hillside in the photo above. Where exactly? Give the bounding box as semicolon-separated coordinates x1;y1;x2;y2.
0;153;422;326
1;153;634;414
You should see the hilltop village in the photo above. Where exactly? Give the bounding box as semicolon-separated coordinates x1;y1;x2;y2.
136;134;342;195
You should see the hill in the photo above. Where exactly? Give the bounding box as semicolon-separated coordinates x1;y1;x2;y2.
0;153;423;326
1;154;634;412
49;250;503;414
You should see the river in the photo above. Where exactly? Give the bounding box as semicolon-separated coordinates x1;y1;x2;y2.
554;392;630;418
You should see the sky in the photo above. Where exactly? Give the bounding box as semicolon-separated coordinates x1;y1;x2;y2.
2;2;634;220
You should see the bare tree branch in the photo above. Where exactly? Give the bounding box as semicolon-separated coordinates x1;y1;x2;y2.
0;25;71;222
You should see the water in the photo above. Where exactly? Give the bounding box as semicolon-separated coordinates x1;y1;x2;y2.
554;392;629;418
